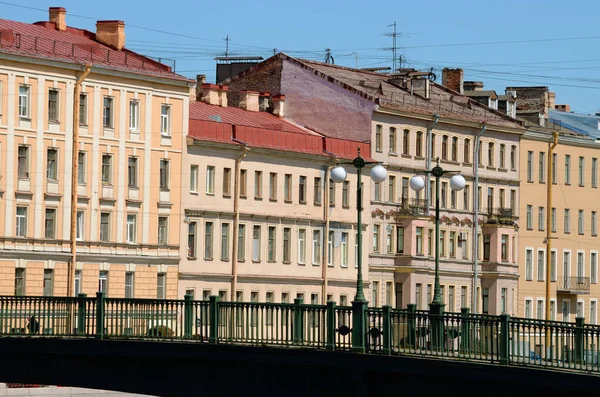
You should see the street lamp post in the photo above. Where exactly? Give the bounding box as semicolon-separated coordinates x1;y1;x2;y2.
331;148;387;353
410;159;465;349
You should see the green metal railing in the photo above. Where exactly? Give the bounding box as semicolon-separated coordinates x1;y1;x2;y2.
1;294;600;375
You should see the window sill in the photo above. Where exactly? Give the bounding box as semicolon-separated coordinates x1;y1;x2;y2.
79;123;88;127
255;197;263;201
498;167;507;172
284;200;293;204
401;154;412;159
298;262;306;266
314;202;322;206
341;264;348;268
299;201;307;205
283;261;291;265
389;152;398;157
204;257;213;261
240;195;247;199
49;120;60;124
486;166;496;171
269;198;277;202
375;150;383;154
223;194;232;199
19;117;31;121
252;260;261;264
190;191;199;195
342;205;350;209
579;184;585;188
161;188;171;193
415;155;425;160
312;262;320;266
593;233;598;237
220;258;230;262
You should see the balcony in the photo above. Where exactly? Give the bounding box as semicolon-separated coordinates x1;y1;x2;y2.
557;276;590;294
484;207;516;226
398;198;429;217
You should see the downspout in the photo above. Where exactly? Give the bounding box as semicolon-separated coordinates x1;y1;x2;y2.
322;149;338;304
231;127;249;302
545;132;559;322
426;114;440;207
472;122;486;314
68;64;91;300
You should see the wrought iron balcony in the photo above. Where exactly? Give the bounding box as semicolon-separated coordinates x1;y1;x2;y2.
557;276;590;294
398;198;429;217
484;207;516;225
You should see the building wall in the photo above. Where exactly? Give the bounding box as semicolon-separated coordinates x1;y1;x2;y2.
518;132;600;323
179;142;368;305
0;58;189;299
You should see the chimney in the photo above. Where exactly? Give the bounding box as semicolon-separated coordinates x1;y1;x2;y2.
464;81;484;91
555;104;571;113
548;92;556;114
272;95;285;118
239;91;260;112
442;68;463;94
218;85;228;107
259;92;270;112
199;84;222;106
195;74;206;99
96;20;125;51
49;7;66;31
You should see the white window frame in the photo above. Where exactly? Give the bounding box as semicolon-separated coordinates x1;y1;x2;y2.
160;104;171;136
525;248;533;281
125;272;135;298
158;216;168;246
341;232;348;267
126;214;137;243
252;225;261;262
16;207;27;237
46;148;58;181
298;229;306;264
524;298;533;319
159;159;170;191
77;151;86;184
157;273;166;299
591;299;598;325
103;96;114;128
79;93;88;126
537;249;545;281
550;249;557;282
206;166;215;194
18;145;30;178
101;154;112;185
76;210;85;241
577;250;585;278
189;165;199;193
312;229;322;265
99;271;109;294
129;100;139;131
18;85;30;118
48;89;60;122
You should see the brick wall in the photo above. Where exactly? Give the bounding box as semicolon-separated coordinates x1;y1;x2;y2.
227;57;283;107
442;68;463;93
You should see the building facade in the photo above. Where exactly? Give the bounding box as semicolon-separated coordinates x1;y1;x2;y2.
0;8;191;299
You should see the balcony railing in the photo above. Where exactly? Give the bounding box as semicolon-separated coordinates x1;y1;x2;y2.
484;207;516;225
398;198;429;216
558;276;590;294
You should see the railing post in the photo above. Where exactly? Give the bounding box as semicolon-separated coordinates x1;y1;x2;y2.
95;292;105;340
209;295;220;344
293;297;304;345
460;307;471;353
351;300;367;353
407;304;416;348
184;294;193;339
499;314;510;365
575;316;585;365
77;293;87;336
429;302;445;352
326;300;336;351
382;305;391;355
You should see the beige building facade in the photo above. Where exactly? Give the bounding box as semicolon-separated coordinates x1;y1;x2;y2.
0;8;191;299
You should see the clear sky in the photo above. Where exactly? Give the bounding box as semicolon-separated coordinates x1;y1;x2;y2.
3;0;600;114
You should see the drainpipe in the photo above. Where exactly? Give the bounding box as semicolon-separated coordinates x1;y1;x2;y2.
231;128;249;302
545;132;558;322
426;114;440;207
472;122;486;314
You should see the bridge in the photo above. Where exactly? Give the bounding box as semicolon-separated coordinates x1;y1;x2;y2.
0;294;599;396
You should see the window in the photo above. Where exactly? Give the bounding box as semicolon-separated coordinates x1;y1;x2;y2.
403;129;410;155
99;271;108;294
44;208;56;239
125;272;134;298
374;182;381;202
312;230;322;264
386;227;393;253
565;154;571;185
48;89;59;122
487;142;494;167
100;212;110;242
415;284;422;310
46;149;58;181
591;301;597;325
524;300;532;319
483;234;490;261
160;105;171;135
538;207;545;231
14;268;25;296
431;134;436;157
462;233;469;260
578;210;584;235
252;225;261;262
463;185;470;210
375;125;382;152
593;211;598;236
427;229;433;257
283;227;291;263
373;225;381;253
76;211;85;240
499;189;505;209
389;127;397;153
416;131;423;157
221;224;230;260
552;153;558;184
329;179;335;206
238;224;246;261
204;222;214;259
103;97;113;128
388;175;396;203
442;135;448;160
486;187;493;211
18;146;30;178
127;157;138;188
593;158;598;188
221;168;231;197
551;208;557;232
449;231;456;258
564;251;571;280
395;226;404;254
190;165;198;193
385;282;392;306
43;269;54;297
240;169;247;197
74;270;82;296
295;175;305;203
525;249;533;280
562;301;570;322
327;231;334;266
154;216;167;245
499;144;505;168
550;300;556;321
501;235;508;261
129;100;139;130
564;209;571;233
341;233;348;267
18;85;30;118
283;174;292;201
126;214;136;243
441;182;448;208
77;152;86;184
16;207;27;237
157;273;166;299
205;166;215;194
482;288;489;314
79;93;88;125
448;286;455;312
537;300;544;320
452;137;458;162
579;156;585;186
551;250;557;281
101;154;112;184
510;145;517;170
591;252;598;283
298;229;306;264
578;252;585;278
450;189;457;209
188;222;197;258
159;160;169;190
539;152;546;183
341;181;350;207
269;173;277;200
464;139;470;163
439;230;446;258
314;177;322;205
527;151;534;182
372;281;379;307
255;171;263;199
268;226;276;262
538;250;545;281
526;205;533;230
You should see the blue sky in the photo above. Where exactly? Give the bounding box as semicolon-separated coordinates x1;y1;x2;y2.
4;0;600;113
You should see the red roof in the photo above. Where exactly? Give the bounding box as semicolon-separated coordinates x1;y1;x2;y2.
0;19;189;82
188;101;371;160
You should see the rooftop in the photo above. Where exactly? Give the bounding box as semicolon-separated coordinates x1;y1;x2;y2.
548;109;600;139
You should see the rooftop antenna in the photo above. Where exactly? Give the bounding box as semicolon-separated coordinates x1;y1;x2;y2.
324;48;334;64
225;34;229;59
385;22;398;72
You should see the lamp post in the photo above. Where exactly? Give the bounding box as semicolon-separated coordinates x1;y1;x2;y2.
331;148;387;352
410;159;465;348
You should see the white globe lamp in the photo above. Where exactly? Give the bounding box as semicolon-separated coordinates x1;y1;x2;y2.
330;166;347;183
370;164;388;183
450;174;466;191
409;175;426;192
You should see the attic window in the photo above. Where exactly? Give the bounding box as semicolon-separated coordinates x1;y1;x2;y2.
209;115;222;123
